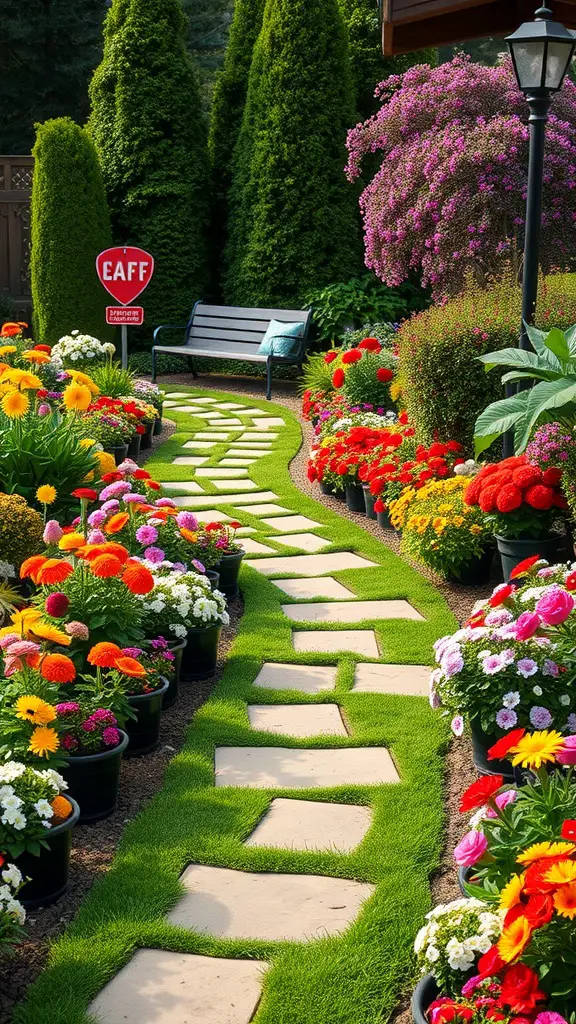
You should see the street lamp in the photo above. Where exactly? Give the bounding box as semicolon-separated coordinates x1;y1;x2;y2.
501;5;575;455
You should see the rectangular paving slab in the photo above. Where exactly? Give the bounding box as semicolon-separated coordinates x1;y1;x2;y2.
238;432;278;442
171;491;279;506
220;459;256;466
250;417;285;428
227;449;270;458
215;746;399;788
244;552;377;576
292;630;379;657
183;440;216;449
247;704;346;737
236;504;293;515
187;508;231;522
216;419;243;426
239;539;276;555
353;663;431;696
283;600;424;623
213;402;246;410
229;442;272;449
253;663;337;693
192;409;226;418
213;479;258;491
89;949;265;1024
179;396;218;403
167;864;375;941
160;481;205;493
236;526;256;535
272;533;331;553
272;577;355;600
172;456;209;466
196;467;248;477
261;514;323;532
245;798;372;853
195;432;233;441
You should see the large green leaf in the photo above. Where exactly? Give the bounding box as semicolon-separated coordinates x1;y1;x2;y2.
544;327;573;366
524;323;564;371
500;370;556;384
563;323;576;358
474;393;528;457
514;376;576;452
478;348;557;374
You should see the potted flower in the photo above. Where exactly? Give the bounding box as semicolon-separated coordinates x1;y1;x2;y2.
118;395;158;450
78;409;131;464
133;380;164;436
0;761;78;908
207;521;245;598
125;639;178;710
137;567;229;680
56;700;129;822
463;456;568;581
0;857;26;948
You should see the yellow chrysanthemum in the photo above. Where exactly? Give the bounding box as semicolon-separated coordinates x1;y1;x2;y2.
67;370;99;395
63;382;92;411
0;345;17;356
79;437;97;448
58;533;85;551
497;915;532;964
22;350;50;364
95;451;116;475
509;730;566;770
543;859;576;885
554;882;576;918
517;841;576;866
1;390;29;419
499;871;526;910
29;620;72;646
15;696;56;726
28;726;60;758
36;485;57;505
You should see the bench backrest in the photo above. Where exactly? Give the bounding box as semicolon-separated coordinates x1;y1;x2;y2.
186;303;311;357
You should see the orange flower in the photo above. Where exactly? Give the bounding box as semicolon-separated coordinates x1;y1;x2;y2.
104;512;130;534
20;554;48;582
554;882;576;918
58;533;86;552
41;653;76;684
115;656;147;678
87;642;123;668
180;528;198;543
89;553;123;578
50;796;72;822
36;559;74;585
0;322;26;337
84;542;129;564
122;563;155;595
497;916;532;963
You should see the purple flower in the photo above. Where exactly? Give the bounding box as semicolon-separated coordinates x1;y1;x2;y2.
117;459;138;474
485;789;517;817
451;715;464;736
530;706;553;728
192;559;206;573
150;636;169;650
122;492;145;504
102;726;121;747
484;609;513;627
136;525;159;545
481;653;507;675
122;648;143;659
81;718;97;732
101;499;120;514
440;648;464;678
43;519;63;545
87;529;106;544
55;702;80;715
516;658;538;678
144;546;165;564
496;708;518;730
542;659;559;677
568;713;576;731
88;509;107;527
155;498;177;508
100;481;132;501
91;708;117;724
176;511;198;530
172;562;186;572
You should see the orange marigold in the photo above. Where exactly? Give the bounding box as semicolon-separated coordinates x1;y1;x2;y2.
40;653;76;684
36;559;74;585
20;554;48;582
180;528;198;543
122;563;155;595
84;542;129;564
115;655;147;678
104;512;130;534
58;533;86;552
50;796;72;822
89;553;123;578
87;641;123;668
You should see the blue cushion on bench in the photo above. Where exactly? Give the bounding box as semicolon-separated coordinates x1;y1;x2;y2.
258;319;304;357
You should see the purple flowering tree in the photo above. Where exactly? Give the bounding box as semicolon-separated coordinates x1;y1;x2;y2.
345;57;576;298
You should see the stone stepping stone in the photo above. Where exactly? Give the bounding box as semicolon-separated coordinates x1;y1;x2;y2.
216;419;243;426
177;396;218;403
227;448;269;458
213;402;246;410
172;456;209;466
230;441;273;449
173;491;279;507
215;746;399;788
238;433;278;442
245;798;372;853
171;405;208;413
213;479;258;491
254;662;337;693
195;432;233;441
220;459;256;467
239;539;276;555
283;600;424;624
177;507;231;521
293;630;379;658
161;481;205;494
245;552;377;576
247;704;346;737
236;503;293;516
250;417;285;428
272;533;331;553
272;577;354;600
236;527;256;536
183;440;216;449
159;400;181;408
234;408;267;416
353;663;430;696
196;467;248;478
262;514;322;532
168;865;375;941
192;409;226;418
89;949;265;1024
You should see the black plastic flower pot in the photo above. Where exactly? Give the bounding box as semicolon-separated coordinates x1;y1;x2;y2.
457;864;479;895
105;443;129;466
412;974;439;1024
377;508;392;530
181;624;222;681
166;638;187;687
496;532;568;583
62;731;129;823
127;433;141;459
362;485;377;520
140;421;154;451
470;719;514;781
153;416;163;437
18;797;80;909
345;482;366;513
161;671;179;710
125;679;169;756
215;551;245;598
205;569;220;592
320;481;335;496
446;546;494;587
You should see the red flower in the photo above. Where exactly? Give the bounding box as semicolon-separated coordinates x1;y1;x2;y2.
497;484;523;513
512;465;541;490
147;480;160;491
376;367;394;383
488;583;515;607
45;592;70;618
488;728;526;761
479;485;500;513
524;892;554;929
499;964;546;1014
324;351;338;364
136;424;146;434
71;488;98;501
101;472;123;483
542;466;562;486
342;349;362;364
358;337;381;352
524;484;554;511
477;945;506;981
133;469;151;480
332;368;345;389
561;819;576;840
34;344;52;353
36;389;48;398
460;774;505;813
510;555;541;579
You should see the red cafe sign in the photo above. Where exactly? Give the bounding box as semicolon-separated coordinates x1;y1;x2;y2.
96;247;154;306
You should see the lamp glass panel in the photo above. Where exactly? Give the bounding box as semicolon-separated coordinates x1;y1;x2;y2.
545;41;574;89
511;41;545;89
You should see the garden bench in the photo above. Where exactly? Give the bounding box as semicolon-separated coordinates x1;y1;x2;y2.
152;301;312;399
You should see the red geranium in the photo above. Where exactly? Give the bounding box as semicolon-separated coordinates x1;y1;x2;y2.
499;964;546;1014
487;728;526;761
376;367;393;383
342;349;362;364
509;556;542;579
460;774;505;813
332;368;345;388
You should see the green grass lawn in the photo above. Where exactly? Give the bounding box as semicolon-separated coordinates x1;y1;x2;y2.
15;387;456;1024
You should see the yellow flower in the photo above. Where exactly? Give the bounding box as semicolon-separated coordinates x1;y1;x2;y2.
543;859;576;885
79;437;97;448
470;524;483;535
1;390;29;418
517;841;576;866
36;485;57;505
63;382;92;411
553;882;576;919
22;350;50;364
58;533;85;551
452;515;464;527
499;872;526;910
509;729;566;770
497;915;532;963
29;620;72;646
0;345;17;356
390;381;402;402
15;696;56;726
68;370;99;394
28;726;60;758
95;451;116;475
438;503;453;514
15;371;42;390
3;606;43;637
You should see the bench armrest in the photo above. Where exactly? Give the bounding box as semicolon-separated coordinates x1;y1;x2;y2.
153;324;188;344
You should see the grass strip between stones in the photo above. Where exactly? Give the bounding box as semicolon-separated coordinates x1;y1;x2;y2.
15;387;456;1024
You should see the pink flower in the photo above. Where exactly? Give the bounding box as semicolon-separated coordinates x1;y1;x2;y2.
0;632;20;649
45;592;69;618
485;789;517;817
4;639;41;657
64;621;89;640
117;459;138;474
87;529;106;544
102;726;121;747
514;610;541;640
536;588;574;625
155;498;177;508
453;829;488;867
136;525;158;545
534;1014;569;1024
37;403;50;416
144;546;165;564
43;519;63;545
557;735;576;765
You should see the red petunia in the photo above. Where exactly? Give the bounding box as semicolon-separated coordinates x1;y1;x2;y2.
510;556;541;580
101;472;123;483
71;488;98;501
332;368;345;389
488;583;515;607
460;774;505;813
342;349;362;364
34;344;52;353
487;728;526;761
561;819;576;840
376;367;394;383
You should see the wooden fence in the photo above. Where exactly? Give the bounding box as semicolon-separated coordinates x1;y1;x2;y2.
0;156;33;318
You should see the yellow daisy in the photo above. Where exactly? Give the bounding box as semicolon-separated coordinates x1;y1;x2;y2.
517;841;576;866
509;729;566;770
499;871;526;909
36;484;57;505
497;915;532;963
15;696;56;726
543;860;576;885
63;382;92;411
1;390;29;419
28;726;60;758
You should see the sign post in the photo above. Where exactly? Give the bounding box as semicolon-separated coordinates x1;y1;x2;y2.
96;247;154;368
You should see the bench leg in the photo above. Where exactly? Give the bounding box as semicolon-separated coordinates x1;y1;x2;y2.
151;348;157;383
189;357;198;379
266;359;273;401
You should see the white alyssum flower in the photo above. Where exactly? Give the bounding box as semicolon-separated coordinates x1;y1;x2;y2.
1;864;22;888
0;762;26;783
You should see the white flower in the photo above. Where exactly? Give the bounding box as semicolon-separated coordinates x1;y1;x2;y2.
472;932;493;954
560;694;571;706
1;864;22;888
170;623;187;639
2;808;26;829
37;768;66;792
502;691;521;709
1;794;23;812
425;945;440;963
0;762;26;783
414;925;429;954
34;799;54;819
5;897;25;925
533;685;543;697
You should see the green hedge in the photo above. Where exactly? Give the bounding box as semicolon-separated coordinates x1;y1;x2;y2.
30;118;113;345
398;274;576;452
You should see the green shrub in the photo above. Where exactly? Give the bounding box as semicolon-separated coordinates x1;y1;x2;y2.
89;0;211;332
90;362;135;398
224;0;362;307
340;322;398;350
30;118;113;345
0;493;44;572
299;352;336;397
397;273;576;452
342;350;397;408
306;275;427;347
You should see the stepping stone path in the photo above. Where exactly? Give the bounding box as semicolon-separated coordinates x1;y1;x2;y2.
93;389;431;1022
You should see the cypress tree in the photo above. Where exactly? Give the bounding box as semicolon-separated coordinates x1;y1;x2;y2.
89;0;210;332
224;0;361;309
30;118;113;345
